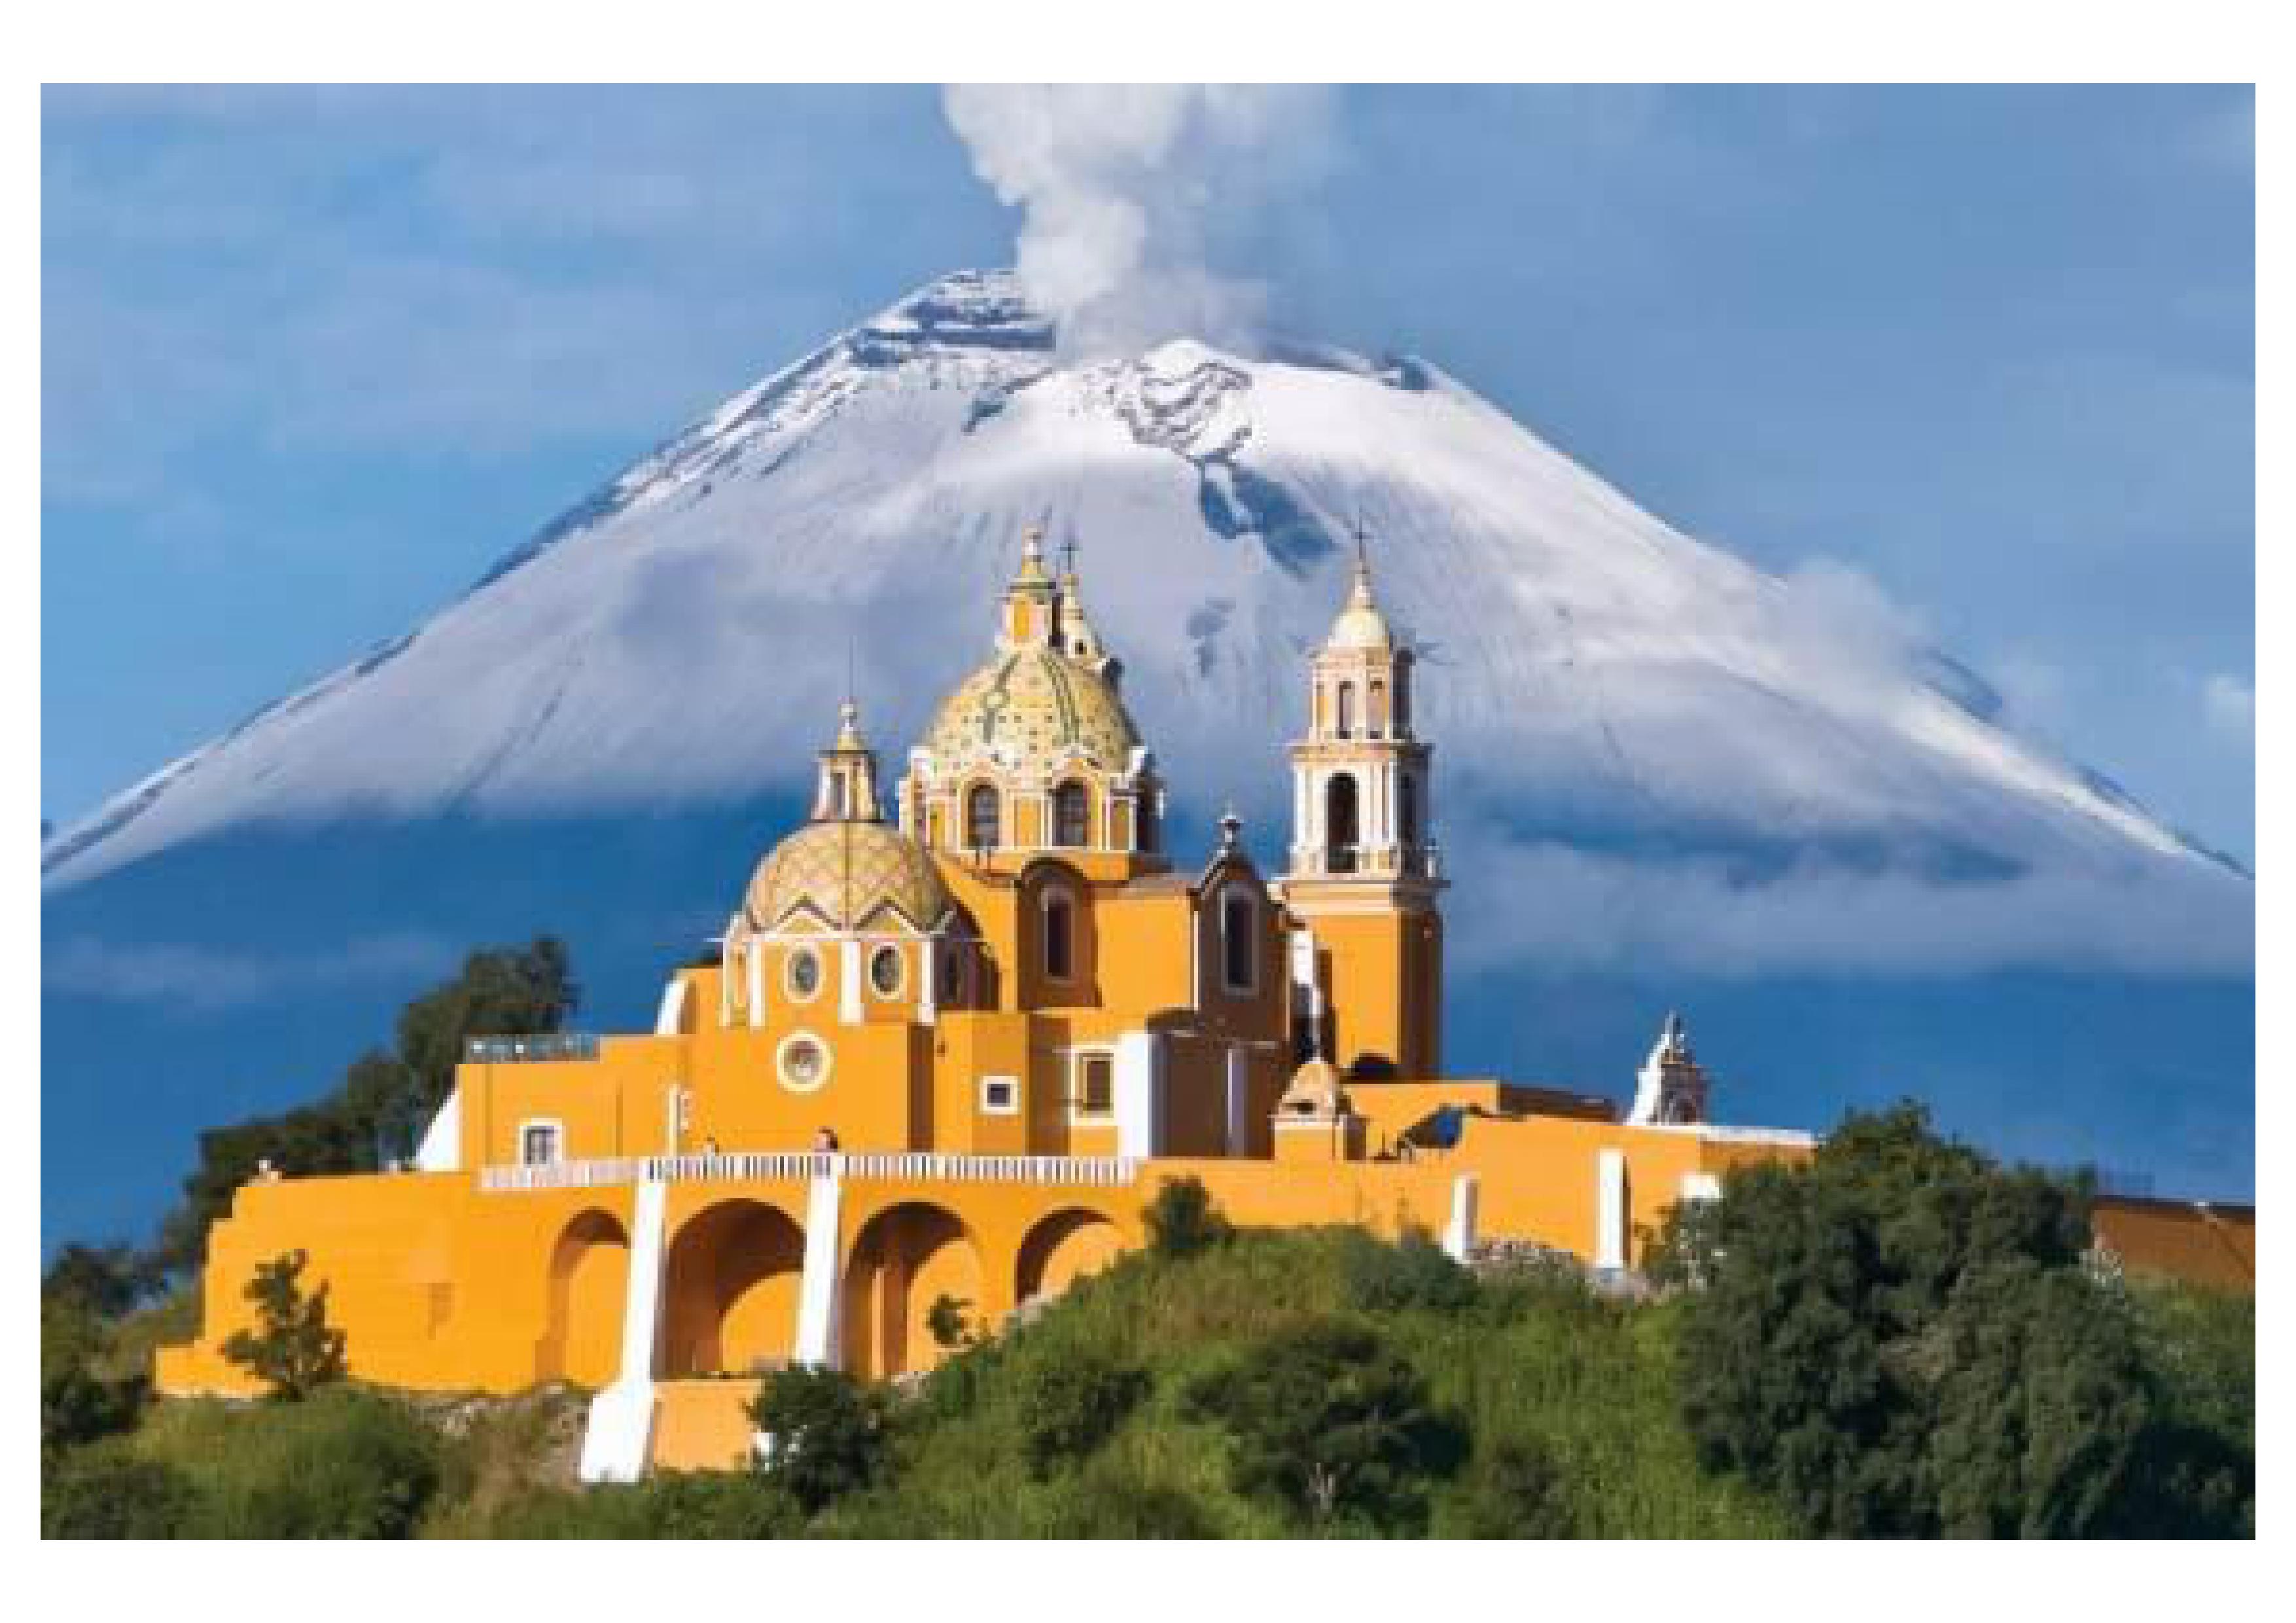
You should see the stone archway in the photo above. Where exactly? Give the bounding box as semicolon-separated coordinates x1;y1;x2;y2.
1015;1207;1123;1306
841;1202;983;1381
660;1200;805;1378
537;1208;629;1387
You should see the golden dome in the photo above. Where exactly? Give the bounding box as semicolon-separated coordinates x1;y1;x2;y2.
742;819;950;934
922;646;1142;778
1326;552;1393;652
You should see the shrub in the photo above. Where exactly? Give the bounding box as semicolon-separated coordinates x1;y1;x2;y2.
1670;1101;2162;1537
205;1388;444;1537
1341;1229;1477;1315
925;1293;975;1351
42;1445;202;1538
749;1364;889;1515
1443;1436;1576;1539
41;1299;145;1460
1036;1467;1216;1537
1016;1349;1150;1478
1144;1176;1231;1260
221;1249;347;1402
1186;1316;1466;1533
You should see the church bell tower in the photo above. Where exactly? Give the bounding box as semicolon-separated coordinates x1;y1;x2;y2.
1277;539;1444;1078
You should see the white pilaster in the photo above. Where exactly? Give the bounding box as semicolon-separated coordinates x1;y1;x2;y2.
745;944;764;1029
653;976;688;1037
793;1168;845;1368
1443;1173;1480;1262
917;939;936;1026
578;1176;668;1484
838;939;862;1026
1114;1030;1167;1158
1595;1149;1630;1271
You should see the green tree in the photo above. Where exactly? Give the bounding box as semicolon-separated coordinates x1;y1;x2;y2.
41;1298;146;1463
1442;1436;1576;1539
1186;1317;1466;1533
150;936;579;1275
221;1249;347;1401
1663;1101;2185;1537
925;1293;976;1351
1144;1175;1232;1260
747;1364;889;1515
1341;1228;1477;1314
43;1241;156;1319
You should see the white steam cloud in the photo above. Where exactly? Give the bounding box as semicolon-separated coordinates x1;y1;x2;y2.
941;84;1335;353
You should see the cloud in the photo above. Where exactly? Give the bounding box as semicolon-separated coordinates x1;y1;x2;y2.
1445;833;2253;980
44;933;454;1011
940;86;1337;355
2202;673;2253;743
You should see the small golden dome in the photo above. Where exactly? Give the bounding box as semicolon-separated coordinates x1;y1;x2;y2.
743;819;950;934
1326;552;1393;652
922;646;1142;777
1278;1056;1353;1118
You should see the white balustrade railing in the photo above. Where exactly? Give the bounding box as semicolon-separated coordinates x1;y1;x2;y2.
478;1150;1143;1194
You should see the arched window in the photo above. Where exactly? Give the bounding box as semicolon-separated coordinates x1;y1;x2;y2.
1336;681;1356;739
1325;774;1360;874
1042;892;1074;982
1394;671;1411;731
1399;772;1421;849
1369;679;1387;737
966;784;1000;851
1220;888;1257;993
1053;781;1089;848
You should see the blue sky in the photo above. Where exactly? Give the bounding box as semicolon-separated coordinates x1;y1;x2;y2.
42;85;2254;861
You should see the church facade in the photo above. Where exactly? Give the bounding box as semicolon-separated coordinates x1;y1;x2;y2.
156;534;1814;1478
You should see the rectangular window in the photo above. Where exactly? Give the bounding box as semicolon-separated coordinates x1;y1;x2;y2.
1073;1052;1115;1118
980;1075;1019;1115
519;1122;562;1166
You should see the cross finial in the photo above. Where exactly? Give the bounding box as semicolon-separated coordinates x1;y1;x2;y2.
1059;534;1080;579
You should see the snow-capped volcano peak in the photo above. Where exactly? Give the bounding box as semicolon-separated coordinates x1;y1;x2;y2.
43;271;2240;972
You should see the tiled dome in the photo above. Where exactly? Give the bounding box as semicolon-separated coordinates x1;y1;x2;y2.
743;819;949;934
922;646;1142;778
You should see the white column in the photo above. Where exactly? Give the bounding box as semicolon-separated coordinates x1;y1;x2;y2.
838;939;862;1026
1443;1173;1480;1262
1595;1149;1630;1271
578;1176;668;1484
1114;1030;1166;1158
653;976;688;1037
917;939;936;1026
792;1168;845;1368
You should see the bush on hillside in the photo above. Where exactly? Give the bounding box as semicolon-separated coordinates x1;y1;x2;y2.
42;1444;202;1539
1186;1316;1467;1533
1015;1349;1150;1478
1440;1435;1576;1539
749;1364;890;1514
1144;1176;1232;1260
202;1387;445;1537
1341;1228;1477;1315
1662;1101;2248;1537
41;1299;147;1461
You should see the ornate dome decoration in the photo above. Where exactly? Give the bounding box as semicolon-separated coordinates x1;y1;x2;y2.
899;528;1165;865
730;700;951;940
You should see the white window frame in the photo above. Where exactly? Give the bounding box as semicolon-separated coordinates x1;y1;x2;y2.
783;943;824;1004
1068;1047;1117;1123
867;942;906;1001
516;1117;565;1167
979;1074;1020;1116
775;1029;833;1094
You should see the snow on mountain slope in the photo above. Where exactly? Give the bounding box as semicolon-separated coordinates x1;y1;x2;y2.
41;270;2240;966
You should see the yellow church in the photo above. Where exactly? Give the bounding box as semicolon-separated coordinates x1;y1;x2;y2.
156;533;1816;1477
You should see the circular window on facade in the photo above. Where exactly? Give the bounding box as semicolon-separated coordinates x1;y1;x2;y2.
785;946;822;1002
777;1031;830;1093
870;944;904;999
